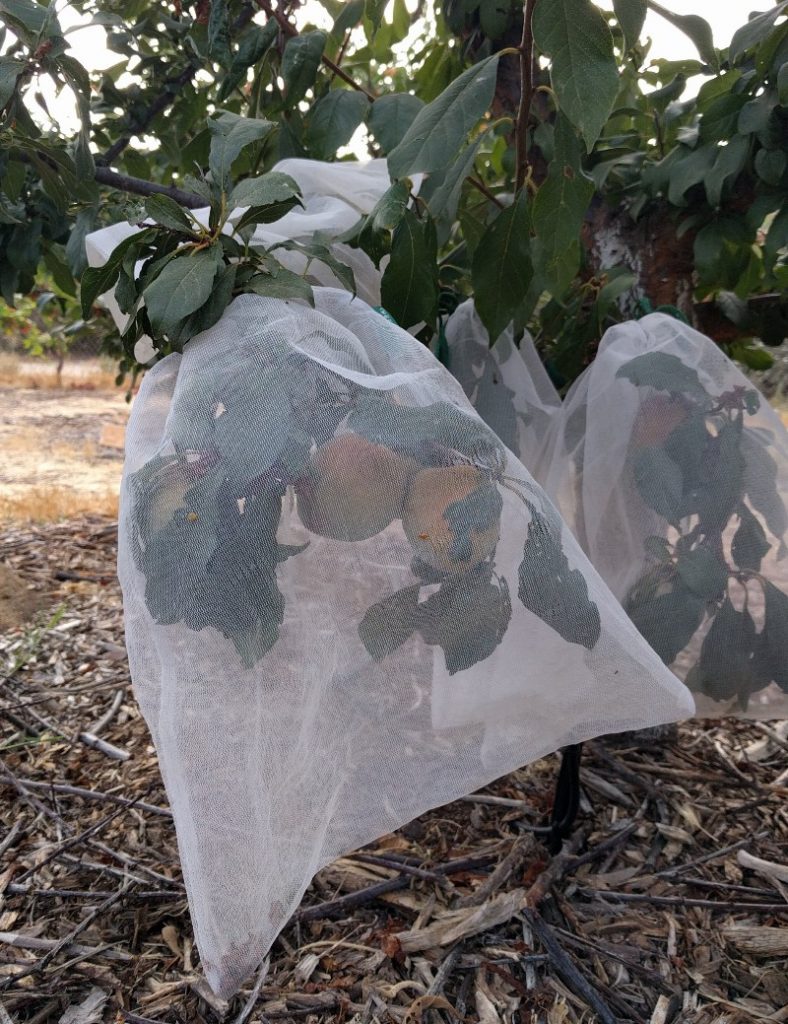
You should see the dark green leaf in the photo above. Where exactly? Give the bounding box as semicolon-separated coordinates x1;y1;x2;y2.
143;244;223;337
208;0;231;68
705;134;749;207
518;506;601;649
358;583;421;660
145;194;195;233
754;148;787;186
732;505;771;570
0;57;26;109
730;2;788;64
368;92;424;153
755;580;788;690
79;228;155;318
365;0;390;31
388;54;499;177
208;111;274;190
626;584;704;665
616;351;710;399
333;0;364;36
667;146;717;204
531;114;594;295
696;598;757;701
281;30;327;105
647;3;718;69
246;268;314;304
633;446;684;524
0;0;54;42
472;187;532;343
418;568;512;675
228;171;301;210
380;207;437;328
307;90;369;160
168;263;237;348
218;21;278;101
613;0;646;50
533;0;619;149
675;545;728;598
232;198;302;232
738;93;774;135
425;135;483;223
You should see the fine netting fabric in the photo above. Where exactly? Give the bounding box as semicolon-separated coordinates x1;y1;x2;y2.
443;304;788;721
119;287;694;996
542;313;788;720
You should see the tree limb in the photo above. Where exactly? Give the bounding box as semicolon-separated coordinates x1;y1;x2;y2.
515;0;537;193
93;167;205;208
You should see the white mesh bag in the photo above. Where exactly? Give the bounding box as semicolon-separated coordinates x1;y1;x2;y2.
119;287;694;996
472;310;788;720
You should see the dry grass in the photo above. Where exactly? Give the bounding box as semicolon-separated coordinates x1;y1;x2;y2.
0;486;118;524
0;353;119;391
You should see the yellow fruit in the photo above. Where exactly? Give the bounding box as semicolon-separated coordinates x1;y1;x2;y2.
402;465;500;572
297;434;415;541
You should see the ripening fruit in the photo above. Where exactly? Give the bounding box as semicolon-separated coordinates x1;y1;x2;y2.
147;462;190;531
297;434;415;541
402;465;500;573
632;395;689;448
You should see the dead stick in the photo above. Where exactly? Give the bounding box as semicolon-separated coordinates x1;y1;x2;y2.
654;831;769;878
11;778;172;818
577;888;788;913
523;909;617;1024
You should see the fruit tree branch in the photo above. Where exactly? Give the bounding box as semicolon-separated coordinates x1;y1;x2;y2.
515;0;537;193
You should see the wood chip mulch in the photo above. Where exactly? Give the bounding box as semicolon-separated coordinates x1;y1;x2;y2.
1;517;787;1024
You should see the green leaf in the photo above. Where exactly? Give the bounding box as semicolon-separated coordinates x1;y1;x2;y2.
0;57;26;109
530;113;594;295
754;148;787;186
368;92;424;153
387;54;499;177
307;90;369;160
616;351;709;399
778;61;788;105
208;0;231;69
168;263;237;348
647;3;718;69
246;268;314;304
626;583;704;665
667;146;717;204
208;111;274;190
418;568;512;675
613;0;646;50
755;581;788;690
143;245;224;337
705;134;749;207
79;228;155;318
738;93;774;135
699;94;747;142
145;194;195;233
232;198;302;232
696;598;757;702
732;505;771;570
471;188;532;343
729;2;788;64
0;0;55;43
333;0;364;36
217;21;277;101
380;207;437;328
228;171;301;210
364;0;389;29
426;135;483;223
533;0;619;150
633;446;684;524
675;545;728;599
518;505;601;650
281;30;327;105
358;583;420;660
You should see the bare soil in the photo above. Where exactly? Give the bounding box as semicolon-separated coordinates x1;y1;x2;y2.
0;379;128;524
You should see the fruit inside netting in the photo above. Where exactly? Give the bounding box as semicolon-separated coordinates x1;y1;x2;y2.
119;287;693;997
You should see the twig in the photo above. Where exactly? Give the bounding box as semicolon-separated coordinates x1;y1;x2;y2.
8;778;172;818
85;688;125;737
0;929;131;961
577;888;788;913
514;0;537;193
655;831;769;878
565;820;639;873
94;167;205;208
234;957;270;1024
350;853;446;883
457;834;536;908
468;176;504;209
0;884;129;987
0;820;24;858
295;851;500;923
523;909;617;1024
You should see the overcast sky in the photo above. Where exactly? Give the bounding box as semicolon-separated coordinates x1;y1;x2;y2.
43;1;771;134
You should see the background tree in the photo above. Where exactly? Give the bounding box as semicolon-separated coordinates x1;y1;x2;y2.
0;0;786;386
